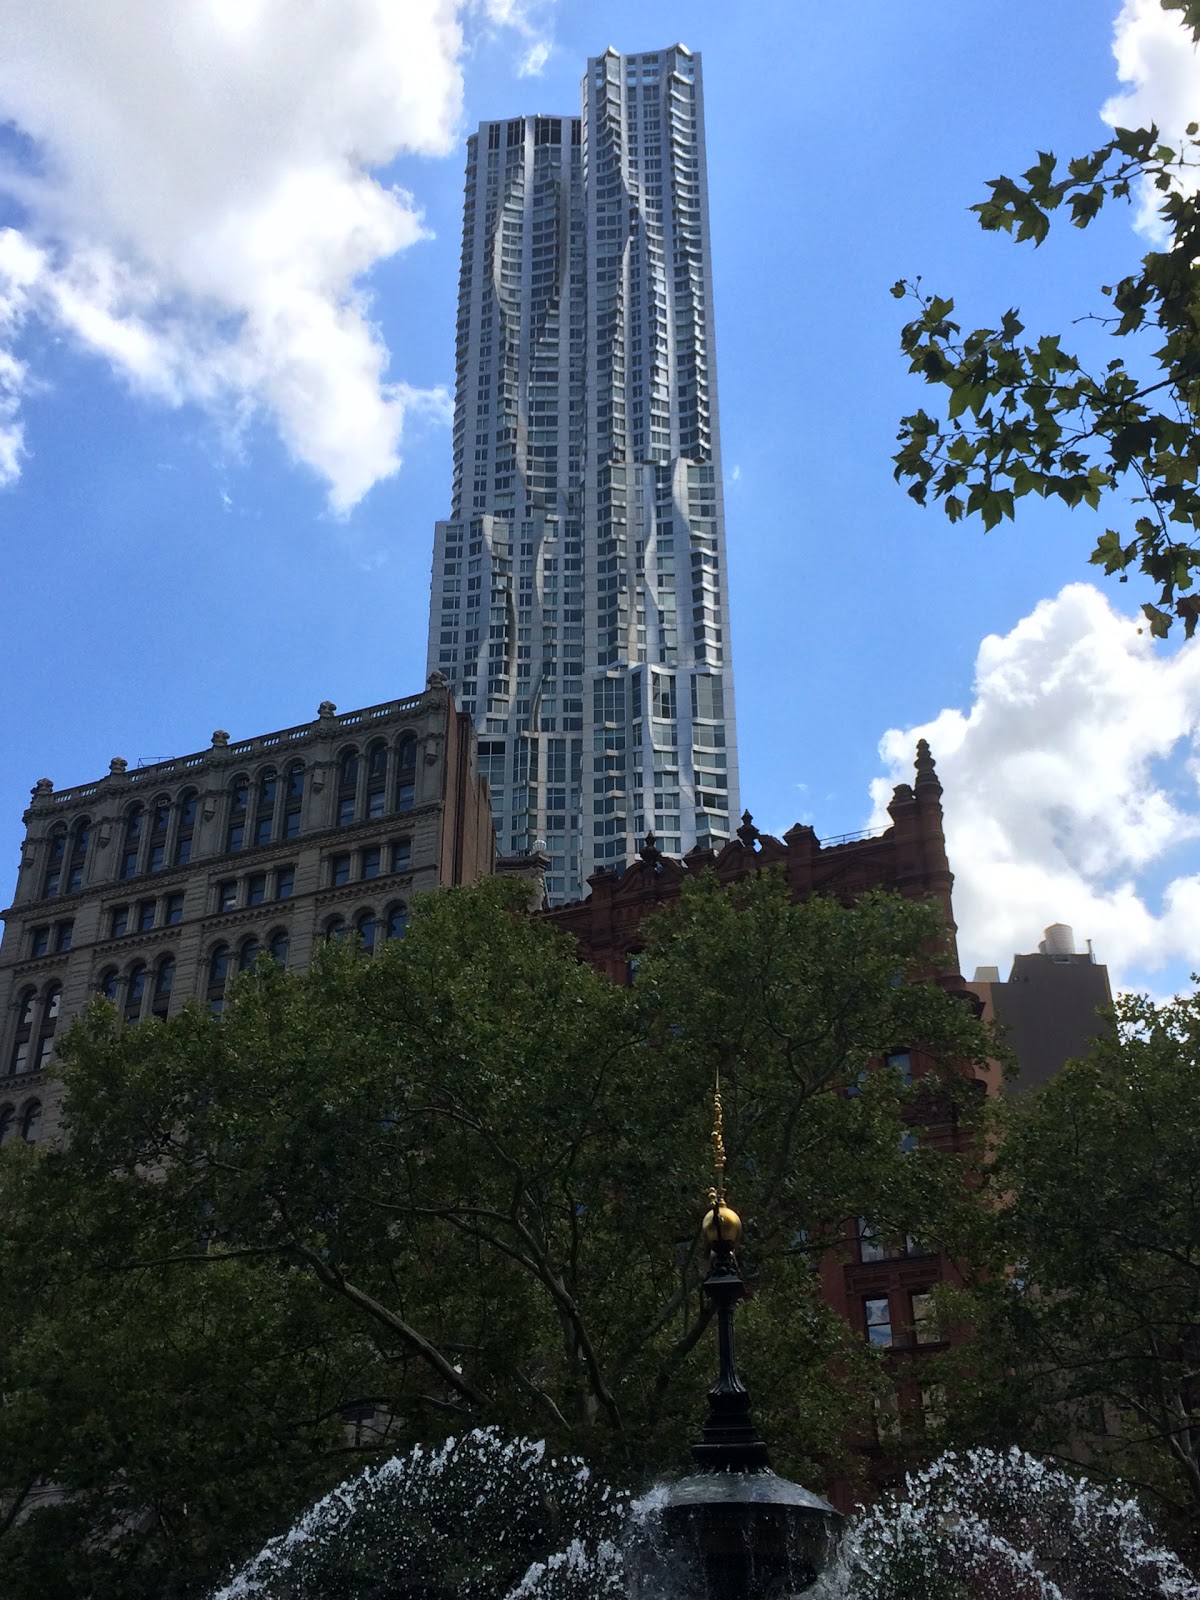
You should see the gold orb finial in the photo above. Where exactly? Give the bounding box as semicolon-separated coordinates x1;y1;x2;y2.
700;1071;741;1250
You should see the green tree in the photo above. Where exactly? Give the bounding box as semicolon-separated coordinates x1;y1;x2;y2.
0;875;995;1596
932;988;1200;1557
892;0;1200;636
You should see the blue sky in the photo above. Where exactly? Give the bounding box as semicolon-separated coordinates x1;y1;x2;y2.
2;0;1199;995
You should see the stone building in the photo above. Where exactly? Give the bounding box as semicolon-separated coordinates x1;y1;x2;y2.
968;923;1113;1092
0;676;494;1146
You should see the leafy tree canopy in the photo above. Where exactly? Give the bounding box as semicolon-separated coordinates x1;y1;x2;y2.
0;874;994;1598
930;987;1200;1559
893;0;1200;636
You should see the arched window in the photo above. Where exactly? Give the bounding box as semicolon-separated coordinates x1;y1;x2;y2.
337;749;359;827
66;818;90;894
150;955;175;1020
8;987;35;1075
175;790;198;865
121;804;144;879
148;797;170;872
207;945;230;1014
238;937;260;973
269;928;289;968
254;770;277;847
0;1106;14;1146
284;762;304;839
366;741;388;819
396;737;417;811
20;1101;42;1144
355;909;377;954
324;916;347;942
96;968;119;1003
385;903;408;941
34;984;61;1070
43;828;67;898
124;964;146;1025
227;777;249;852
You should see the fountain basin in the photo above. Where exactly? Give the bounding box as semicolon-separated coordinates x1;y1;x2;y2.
634;1470;842;1599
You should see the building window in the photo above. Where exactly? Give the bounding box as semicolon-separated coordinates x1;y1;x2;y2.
366;741;387;819
66;819;90;893
97;968;119;1003
110;905;130;939
29;926;49;958
324;916;347;942
392;838;412;873
124;964;147;1025
276;866;295;900
227;777;249;852
284;762;304;838
910;1291;938;1346
247;872;267;906
238;937;260;972
361;847;380;880
269;928;289;968
921;1384;947;1432
121;805;143;879
43;828;66;898
864;1296;892;1348
34;986;60;1072
148;797;170;871
396;736;417;810
857;1218;886;1263
337;749;359;826
0;1106;14;1145
165;892;185;926
207;946;230;1014
137;900;156;933
175;789;198;864
887;1050;913;1085
8;988;35;1076
255;770;277;846
356;909;377;953
331;854;351;888
385;903;408;941
151;955;175;1020
217;880;237;913
20;1100;42;1143
54;920;73;952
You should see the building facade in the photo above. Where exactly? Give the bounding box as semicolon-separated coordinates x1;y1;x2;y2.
426;44;738;904
969;923;1113;1093
0;677;494;1146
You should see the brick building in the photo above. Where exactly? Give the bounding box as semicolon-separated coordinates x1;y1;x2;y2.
0;674;494;1146
547;739;994;1483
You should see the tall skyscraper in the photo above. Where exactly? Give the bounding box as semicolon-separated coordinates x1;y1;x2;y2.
426;44;738;904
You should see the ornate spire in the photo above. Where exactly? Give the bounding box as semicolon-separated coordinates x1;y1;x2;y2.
914;738;941;794
736;809;760;850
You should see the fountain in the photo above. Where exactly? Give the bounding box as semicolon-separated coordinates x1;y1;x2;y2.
214;1088;1198;1600
624;1083;842;1598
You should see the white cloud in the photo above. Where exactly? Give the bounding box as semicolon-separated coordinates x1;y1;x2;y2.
1102;0;1200;235
870;583;1200;988
0;0;550;511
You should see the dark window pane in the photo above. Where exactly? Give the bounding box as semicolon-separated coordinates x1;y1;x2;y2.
285;810;301;839
357;912;376;953
276;868;295;900
180;793;198;827
368;744;387;779
331;854;351;887
247;874;266;906
218;881;237;912
165;893;185;925
864;1297;892;1347
44;870;61;898
148;844;165;872
48;832;66;861
175;838;192;865
392;839;412;872
30;928;49;958
126;808;143;840
120;851;138;880
287;764;304;799
98;970;118;1002
227;822;245;852
398;737;417;771
339;751;359;786
209;947;229;986
396;781;415;812
337;796;355;827
367;789;385;819
151;803;170;835
21;1101;42;1142
361;848;380;879
255;816;273;846
325;917;346;942
67;865;83;893
260;776;277;809
270;930;289;967
111;907;129;938
231;782;248;814
54;922;73;953
138;901;156;932
386;904;408;940
239;939;260;972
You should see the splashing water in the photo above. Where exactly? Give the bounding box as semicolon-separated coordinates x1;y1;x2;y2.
215;1437;1199;1599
